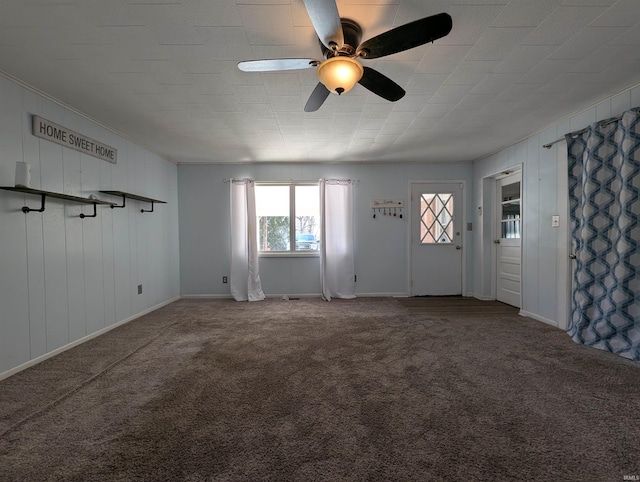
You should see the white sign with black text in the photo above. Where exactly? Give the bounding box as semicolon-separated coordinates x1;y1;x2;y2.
32;115;117;164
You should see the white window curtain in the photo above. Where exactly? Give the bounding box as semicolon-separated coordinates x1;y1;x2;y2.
320;178;356;301
230;179;265;302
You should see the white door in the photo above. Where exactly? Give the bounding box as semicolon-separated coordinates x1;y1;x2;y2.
410;182;463;296
495;173;521;307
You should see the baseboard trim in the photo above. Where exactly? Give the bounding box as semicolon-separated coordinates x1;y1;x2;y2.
519;310;559;328
471;293;494;301
0;296;181;382
180;294;234;299
180;293;410;299
269;293;321;299
357;292;409;298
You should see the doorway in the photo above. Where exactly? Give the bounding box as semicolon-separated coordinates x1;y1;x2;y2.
494;172;521;307
409;181;464;296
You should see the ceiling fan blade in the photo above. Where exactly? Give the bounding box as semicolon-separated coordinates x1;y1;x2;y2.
238;58;319;72
358;67;405;102
357;12;452;59
302;0;344;51
304;82;331;112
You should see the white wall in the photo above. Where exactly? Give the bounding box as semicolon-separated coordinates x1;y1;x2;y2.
0;75;180;377
472;82;640;327
179;162;474;297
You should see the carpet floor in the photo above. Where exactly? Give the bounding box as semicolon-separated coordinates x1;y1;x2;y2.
1;297;639;481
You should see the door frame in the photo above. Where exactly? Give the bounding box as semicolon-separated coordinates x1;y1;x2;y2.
407;180;467;297
488;166;523;305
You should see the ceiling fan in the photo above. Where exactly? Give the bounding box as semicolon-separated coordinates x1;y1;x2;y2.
238;0;452;112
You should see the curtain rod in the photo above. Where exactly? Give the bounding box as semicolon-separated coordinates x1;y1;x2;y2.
542;127;588;149
223;178;251;183
543;106;640;149
223;178;360;183
324;178;360;183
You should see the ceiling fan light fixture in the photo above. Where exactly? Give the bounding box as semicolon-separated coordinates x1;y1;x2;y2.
317;56;363;95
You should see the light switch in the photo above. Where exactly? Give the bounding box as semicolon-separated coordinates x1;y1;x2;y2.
552;215;560;228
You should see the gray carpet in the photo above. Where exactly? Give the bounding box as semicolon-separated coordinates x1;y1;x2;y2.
1;297;639;481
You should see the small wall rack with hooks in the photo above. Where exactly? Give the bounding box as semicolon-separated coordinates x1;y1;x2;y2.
371;199;404;219
0;186;115;218
99;191;166;213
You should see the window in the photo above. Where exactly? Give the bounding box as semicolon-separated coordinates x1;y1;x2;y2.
255;183;320;254
420;192;454;244
500;181;520;239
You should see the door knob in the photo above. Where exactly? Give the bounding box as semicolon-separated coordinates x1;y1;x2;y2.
456;246;462;250
494;239;500;244
569;254;577;259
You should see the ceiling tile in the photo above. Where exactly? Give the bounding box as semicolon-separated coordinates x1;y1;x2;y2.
238;4;294;45
415;45;472;74
609;24;640;45
405;74;449;95
589;0;640;28
430;84;474;104
493;45;557;74
447;60;500;84
549;26;629;60
467;27;534;61
491;0;561;28
523;5;610;45
470;73;523;95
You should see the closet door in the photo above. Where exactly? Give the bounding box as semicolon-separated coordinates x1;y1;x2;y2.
495;173;521;308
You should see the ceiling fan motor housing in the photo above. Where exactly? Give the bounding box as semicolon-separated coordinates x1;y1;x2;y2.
321;18;363;59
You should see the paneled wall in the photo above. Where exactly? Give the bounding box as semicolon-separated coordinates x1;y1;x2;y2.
178;162;474;297
0;75;180;377
472;82;640;328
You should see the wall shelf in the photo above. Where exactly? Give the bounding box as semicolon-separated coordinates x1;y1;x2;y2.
0;186;115;218
100;190;166;213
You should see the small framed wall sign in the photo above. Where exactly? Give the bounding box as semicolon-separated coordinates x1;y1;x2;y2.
32;115;117;164
370;199;404;208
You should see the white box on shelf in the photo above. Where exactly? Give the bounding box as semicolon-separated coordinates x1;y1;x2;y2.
15;162;31;188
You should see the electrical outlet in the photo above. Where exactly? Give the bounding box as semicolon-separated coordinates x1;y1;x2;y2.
137;284;142;294
222;276;228;284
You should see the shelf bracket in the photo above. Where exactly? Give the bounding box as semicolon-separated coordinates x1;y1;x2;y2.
22;193;46;213
141;201;155;213
110;194;126;209
79;203;98;219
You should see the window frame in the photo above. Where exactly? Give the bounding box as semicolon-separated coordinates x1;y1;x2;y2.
255;181;320;258
419;192;455;245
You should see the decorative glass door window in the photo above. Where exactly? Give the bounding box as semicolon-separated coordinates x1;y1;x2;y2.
420;193;454;244
501;181;520;239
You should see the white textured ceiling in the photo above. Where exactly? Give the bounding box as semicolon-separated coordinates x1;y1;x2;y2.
1;0;640;164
